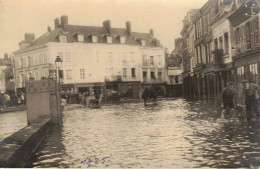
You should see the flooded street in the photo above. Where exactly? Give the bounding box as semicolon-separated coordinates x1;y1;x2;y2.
0;111;27;142
30;99;260;168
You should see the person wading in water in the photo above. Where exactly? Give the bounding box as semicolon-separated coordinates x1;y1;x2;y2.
220;82;237;121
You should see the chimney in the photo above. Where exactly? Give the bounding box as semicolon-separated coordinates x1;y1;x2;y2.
47;26;51;32
103;20;111;33
24;33;35;41
4;53;8;60
150;29;154;36
54;18;59;29
126;21;131;35
60;15;68;29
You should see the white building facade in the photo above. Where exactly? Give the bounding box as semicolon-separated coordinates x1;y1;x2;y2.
13;16;166;98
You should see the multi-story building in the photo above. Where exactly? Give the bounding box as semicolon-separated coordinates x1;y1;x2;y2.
228;0;260;98
181;9;200;99
166;52;182;97
178;0;258;102
13;15;166;99
0;54;14;93
210;0;235;101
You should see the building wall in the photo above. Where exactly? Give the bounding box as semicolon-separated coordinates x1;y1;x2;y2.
0;66;7;92
212;19;232;64
14;42;166;91
140;47;166;82
14;47;50;89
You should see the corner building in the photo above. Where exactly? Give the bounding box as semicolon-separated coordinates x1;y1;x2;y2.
13;16;166;98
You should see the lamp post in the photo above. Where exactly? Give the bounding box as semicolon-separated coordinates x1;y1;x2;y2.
54;56;62;124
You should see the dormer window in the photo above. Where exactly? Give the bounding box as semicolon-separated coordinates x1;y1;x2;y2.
120;36;126;43
92;36;98;43
59;35;67;43
107;36;112;43
78;35;84;42
141;40;146;46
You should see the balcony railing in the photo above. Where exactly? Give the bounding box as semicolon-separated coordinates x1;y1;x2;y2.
142;60;155;66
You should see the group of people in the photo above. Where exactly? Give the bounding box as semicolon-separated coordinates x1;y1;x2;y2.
220;80;259;122
0;92;26;108
80;90;104;108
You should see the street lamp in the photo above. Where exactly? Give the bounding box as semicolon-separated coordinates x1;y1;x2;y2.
245;0;260;16
54;56;62;124
55;56;63;82
55;56;63;70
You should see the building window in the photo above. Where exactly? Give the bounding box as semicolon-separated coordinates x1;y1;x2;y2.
151;71;155;79
131;68;136;78
78;35;84;42
107;36;112;43
66;70;72;80
158;72;162;79
214;39;218;50
141;40;146;46
39;54;44;64
109;52;113;62
150;56;154;65
224;32;229;55
92;36;98;43
237;66;244;83
27;57;30;67
120;36;126;43
65;52;71;62
43;53;47;63
80;69;85;79
170;77;174;84
175;76;179;84
249;63;258;83
123;68;127;78
143;71;147;80
219;37;223;49
59;35;67;43
22;58;27;68
158;55;162;65
130;52;135;62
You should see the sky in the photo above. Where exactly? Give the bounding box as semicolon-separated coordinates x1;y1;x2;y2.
0;0;207;58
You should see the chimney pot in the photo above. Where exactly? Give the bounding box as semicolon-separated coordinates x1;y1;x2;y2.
126;21;131;35
150;29;154;36
60;15;68;29
4;53;8;60
103;20;111;33
47;26;51;32
54;18;59;29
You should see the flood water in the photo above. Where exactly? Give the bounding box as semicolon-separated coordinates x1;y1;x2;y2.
29;99;260;168
0;111;27;142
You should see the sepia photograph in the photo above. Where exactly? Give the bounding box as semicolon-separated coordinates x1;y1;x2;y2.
0;0;260;168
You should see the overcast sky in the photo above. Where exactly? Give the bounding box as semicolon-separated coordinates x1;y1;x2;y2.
0;0;207;58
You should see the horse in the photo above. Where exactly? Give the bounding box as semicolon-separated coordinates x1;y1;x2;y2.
142;88;157;106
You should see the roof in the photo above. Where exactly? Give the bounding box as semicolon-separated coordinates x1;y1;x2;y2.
15;23;162;54
14;28;62;53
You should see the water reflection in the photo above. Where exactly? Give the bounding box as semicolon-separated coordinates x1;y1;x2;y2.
31;99;260;168
0;111;27;142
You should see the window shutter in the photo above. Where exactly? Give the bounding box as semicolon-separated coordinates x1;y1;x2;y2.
255;17;259;46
